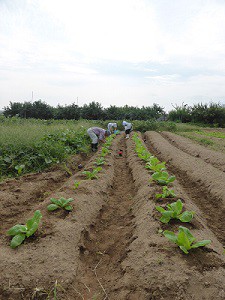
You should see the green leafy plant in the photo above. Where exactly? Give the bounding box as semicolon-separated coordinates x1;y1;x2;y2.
7;210;42;248
145;161;166;172
100;147;110;157
95;157;105;166
138;150;151;162
151;171;176;185
73;180;80;190
156;199;194;223
163;226;211;254
15;164;25;176
47;197;74;211
82;167;102;179
156;186;176;199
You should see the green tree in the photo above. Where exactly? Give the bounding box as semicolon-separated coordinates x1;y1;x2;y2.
81;101;105;119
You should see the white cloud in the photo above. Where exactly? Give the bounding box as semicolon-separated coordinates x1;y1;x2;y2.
1;0;225;111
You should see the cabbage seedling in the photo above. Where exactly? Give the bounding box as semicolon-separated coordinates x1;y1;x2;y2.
47;197;74;211
95;157;105;166
163;226;211;254
156;186;176;199
156;199;194;223
151;171;176;185
73;181;80;190
145;161;166;172
7;210;42;248
100;147;110;157
82;167;102;179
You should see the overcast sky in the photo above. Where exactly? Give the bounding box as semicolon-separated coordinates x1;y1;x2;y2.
1;0;225;112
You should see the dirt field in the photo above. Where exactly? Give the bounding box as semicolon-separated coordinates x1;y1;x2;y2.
0;132;225;300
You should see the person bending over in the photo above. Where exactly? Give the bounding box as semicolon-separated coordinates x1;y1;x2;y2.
87;127;111;152
122;121;133;139
107;122;117;133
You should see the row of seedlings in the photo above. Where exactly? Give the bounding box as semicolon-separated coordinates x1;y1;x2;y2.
82;134;115;180
132;133;211;254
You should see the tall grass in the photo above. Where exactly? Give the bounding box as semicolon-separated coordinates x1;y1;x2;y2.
0;117;101;147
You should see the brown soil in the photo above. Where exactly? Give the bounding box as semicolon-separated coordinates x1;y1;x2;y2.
179;131;225;154
161;131;225;172
0;132;225;300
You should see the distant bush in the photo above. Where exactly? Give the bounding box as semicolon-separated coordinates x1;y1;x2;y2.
132;120;177;132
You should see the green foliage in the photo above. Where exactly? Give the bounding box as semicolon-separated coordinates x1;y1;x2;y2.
47;197;74;211
15;164;25;176
100;147;110;157
156;199;194;223
81;101;105;120
155;186;176;199
73;181;81;190
137;149;151;162
4;100;53;119
163;226;211;254
145;158;166;172
0;125;91;181
82;167;102;179
151;171;176;185
95;157;105;166
168;102;225;127
195;130;225;139
7;210;42;248
4;100;166;121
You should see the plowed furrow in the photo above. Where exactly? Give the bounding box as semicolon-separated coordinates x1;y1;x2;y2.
160;131;225;172
73;137;136;299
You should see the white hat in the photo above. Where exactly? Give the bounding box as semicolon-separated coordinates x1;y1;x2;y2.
122;121;126;126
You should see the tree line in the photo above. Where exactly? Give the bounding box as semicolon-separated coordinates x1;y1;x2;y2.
3;100;165;121
168;102;225;127
3;100;225;126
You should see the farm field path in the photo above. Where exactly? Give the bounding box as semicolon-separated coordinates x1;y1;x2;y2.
72;137;136;299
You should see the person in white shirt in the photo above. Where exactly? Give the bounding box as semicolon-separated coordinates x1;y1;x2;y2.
107;122;117;133
122;121;132;139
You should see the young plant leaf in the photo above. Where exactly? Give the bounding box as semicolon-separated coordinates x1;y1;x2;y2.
47;204;59;211
155;186;176;199
156;200;194;224
10;233;26;249
152;171;176;186
163;226;211;254
26;210;42;237
191;240;211;248
7;225;27;236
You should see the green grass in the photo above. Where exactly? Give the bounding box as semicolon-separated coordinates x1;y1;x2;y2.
0;117;101;146
195;130;225;139
178;132;214;146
